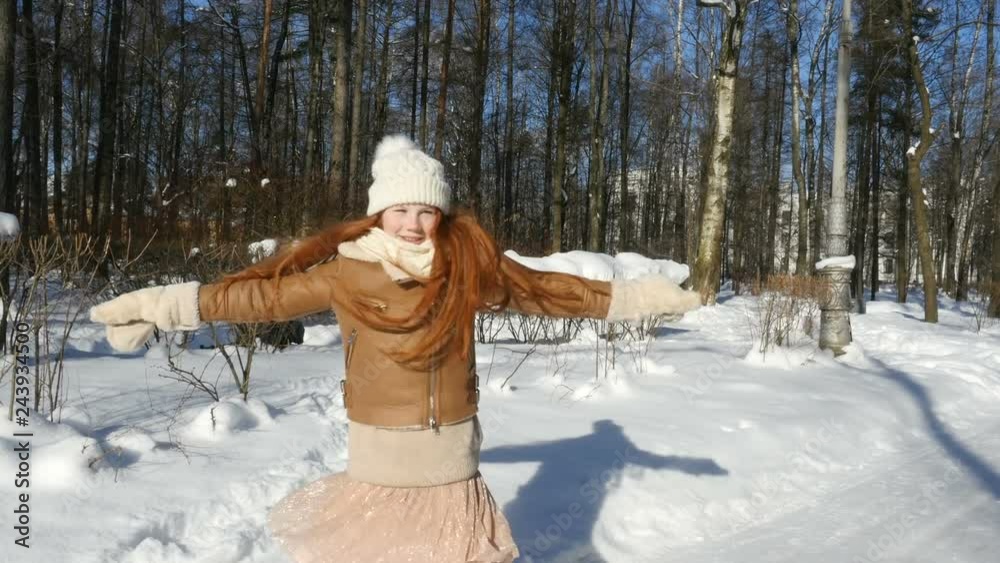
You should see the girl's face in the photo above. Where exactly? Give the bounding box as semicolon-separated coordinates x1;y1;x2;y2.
379;204;441;244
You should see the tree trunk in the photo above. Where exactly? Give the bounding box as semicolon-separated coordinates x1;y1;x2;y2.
0;0;13;214
786;0;808;275
616;0;637;252
349;0;369;213
91;0;124;237
166;0;187;241
467;0;492;215
433;0;454;160
692;0;750;304
987;0;1000;317
813;32;830;266
330;0;352;213
52;0;65;234
264;0;292;165
896;80;913;303
255;0;274;171
219;22;232;242
304;0;326;183
587;0;615;252
903;0;939;323
502;0;515;246
374;0;395;144
22;0;45;235
418;0;431;147
765;62;787;278
869;111;882;301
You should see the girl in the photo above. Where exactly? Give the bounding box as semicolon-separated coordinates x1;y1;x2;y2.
90;135;701;563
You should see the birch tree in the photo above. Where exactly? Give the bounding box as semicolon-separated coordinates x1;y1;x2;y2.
692;0;750;304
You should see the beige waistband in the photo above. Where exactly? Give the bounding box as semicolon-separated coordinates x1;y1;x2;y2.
347;416;482;487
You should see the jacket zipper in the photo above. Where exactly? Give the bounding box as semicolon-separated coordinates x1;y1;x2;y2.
429;363;439;434
341;328;358;406
345;328;359;367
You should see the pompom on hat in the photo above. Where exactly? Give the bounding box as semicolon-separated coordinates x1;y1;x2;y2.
366;135;451;216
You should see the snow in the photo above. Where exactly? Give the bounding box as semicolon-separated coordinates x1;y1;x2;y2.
815;254;855;271
225;178;237;188
0;211;20;239
505;249;690;284
4;261;1000;562
182;397;276;442
248;239;279;261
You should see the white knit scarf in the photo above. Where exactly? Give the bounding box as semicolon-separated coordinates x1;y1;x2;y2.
337;227;435;282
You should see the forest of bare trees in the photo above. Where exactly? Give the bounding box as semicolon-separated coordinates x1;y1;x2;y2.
1;0;998;318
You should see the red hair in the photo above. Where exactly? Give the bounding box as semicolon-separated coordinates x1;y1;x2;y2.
217;208;568;370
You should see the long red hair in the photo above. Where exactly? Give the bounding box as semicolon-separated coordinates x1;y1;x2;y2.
217;208;570;370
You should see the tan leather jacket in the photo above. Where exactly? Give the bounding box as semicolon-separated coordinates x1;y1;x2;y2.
197;255;612;430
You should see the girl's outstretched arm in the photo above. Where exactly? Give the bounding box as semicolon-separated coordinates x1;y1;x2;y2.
90;259;342;351
498;255;613;319
496;255;701;321
198;259;342;323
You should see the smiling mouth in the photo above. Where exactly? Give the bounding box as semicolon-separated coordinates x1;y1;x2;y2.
400;236;424;243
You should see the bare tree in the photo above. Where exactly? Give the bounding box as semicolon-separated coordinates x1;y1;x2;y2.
304;0;327;185
692;0;751;304
902;0;938;323
433;0;455;160
330;0;352;213
586;0;615;252
349;0;370;212
467;0;492;215
549;0;575;253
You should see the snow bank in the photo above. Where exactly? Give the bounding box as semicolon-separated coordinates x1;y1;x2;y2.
504;249;690;284
302;324;339;346
815;255;855;271
181;397;276;442
248;239;279;261
0;416;103;492
0;212;20;239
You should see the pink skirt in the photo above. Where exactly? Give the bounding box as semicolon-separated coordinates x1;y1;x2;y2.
267;470;520;563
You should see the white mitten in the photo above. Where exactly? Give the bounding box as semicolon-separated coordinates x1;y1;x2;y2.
90;281;203;351
606;274;702;322
105;322;156;352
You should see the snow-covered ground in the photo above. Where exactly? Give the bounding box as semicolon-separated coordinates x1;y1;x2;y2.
2;286;999;563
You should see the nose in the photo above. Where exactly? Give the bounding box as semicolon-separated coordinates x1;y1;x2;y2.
403;211;422;231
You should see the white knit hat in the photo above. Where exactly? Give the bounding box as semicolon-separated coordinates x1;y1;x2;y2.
366;135;451;216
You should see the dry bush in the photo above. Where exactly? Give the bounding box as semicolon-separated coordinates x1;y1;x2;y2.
746;274;824;354
1;234;113;421
969;281;998;333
